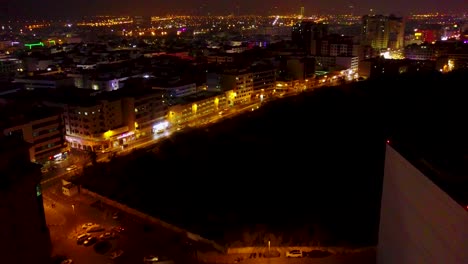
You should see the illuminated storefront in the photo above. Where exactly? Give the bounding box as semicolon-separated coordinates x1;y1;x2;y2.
66;127;135;152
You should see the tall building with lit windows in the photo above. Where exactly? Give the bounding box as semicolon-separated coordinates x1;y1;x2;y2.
0;136;51;264
361;15;404;51
292;21;329;55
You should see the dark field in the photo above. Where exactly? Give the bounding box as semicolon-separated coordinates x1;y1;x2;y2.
79;70;468;247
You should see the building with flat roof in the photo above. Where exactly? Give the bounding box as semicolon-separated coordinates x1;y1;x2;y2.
167;91;229;127
14;74;74;90
361;15;404;51
0;104;67;163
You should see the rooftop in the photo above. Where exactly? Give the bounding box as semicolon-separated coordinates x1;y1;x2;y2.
14;73;72;81
0;136;40;190
0;104;61;129
172;91;224;105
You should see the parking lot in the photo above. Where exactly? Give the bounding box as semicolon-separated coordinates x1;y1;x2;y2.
44;184;196;264
44;183;375;264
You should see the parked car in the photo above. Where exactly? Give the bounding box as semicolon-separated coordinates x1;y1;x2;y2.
110;249;124;259
143;255;174;264
143;255;159;263
81;223;94;229
99;232;117;240
112;212;120;220
286;249;303;258
76;234;89;245
112;226;125;233
66;165;78;171
83;236;97;246
87;224;104;233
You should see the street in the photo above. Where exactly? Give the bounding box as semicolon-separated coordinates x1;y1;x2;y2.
41;76;358;264
40;99;264;188
39;75;348;189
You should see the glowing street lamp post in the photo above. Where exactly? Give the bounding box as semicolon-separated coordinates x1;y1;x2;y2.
72;204;76;233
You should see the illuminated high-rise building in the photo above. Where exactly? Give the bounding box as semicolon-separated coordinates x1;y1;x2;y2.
361;15;404;51
292;21;328;55
300;7;305;18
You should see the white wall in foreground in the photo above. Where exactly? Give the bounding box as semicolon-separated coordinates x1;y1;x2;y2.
378;145;468;264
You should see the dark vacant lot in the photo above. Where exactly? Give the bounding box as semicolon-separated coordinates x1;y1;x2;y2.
79;70;468;247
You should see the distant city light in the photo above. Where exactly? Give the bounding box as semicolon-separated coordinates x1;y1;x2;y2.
24;42;44;49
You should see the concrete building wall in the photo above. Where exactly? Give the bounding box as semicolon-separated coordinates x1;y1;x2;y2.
0;139;51;264
378;145;468;264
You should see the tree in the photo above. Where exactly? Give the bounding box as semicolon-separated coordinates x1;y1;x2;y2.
312;224;333;246
88;150;97;166
242;229;257;246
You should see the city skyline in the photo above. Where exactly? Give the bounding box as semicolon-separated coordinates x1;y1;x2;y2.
1;0;467;262
3;0;467;19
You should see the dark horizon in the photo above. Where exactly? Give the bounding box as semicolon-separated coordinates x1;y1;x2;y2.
2;0;466;20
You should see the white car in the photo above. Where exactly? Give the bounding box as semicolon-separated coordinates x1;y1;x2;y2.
81;223;94;229
286;249;303;258
110;249;124;259
143;255;174;264
87;224;104;232
143;255;158;263
66;165;78;171
99;232;117;240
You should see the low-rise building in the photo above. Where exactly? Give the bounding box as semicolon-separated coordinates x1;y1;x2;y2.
315;56;358;72
251;64;276;91
14;74;74;90
206;54;235;64
152;82;197;98
220;69;254;105
0;57;22;81
167;91;229;127
1;105;67;163
44;87;167;151
61;98;131;152
126;90;167;138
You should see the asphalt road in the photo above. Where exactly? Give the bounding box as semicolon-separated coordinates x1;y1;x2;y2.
40;76;363;264
39;98;265;188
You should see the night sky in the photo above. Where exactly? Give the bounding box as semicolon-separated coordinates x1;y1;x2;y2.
2;0;466;19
